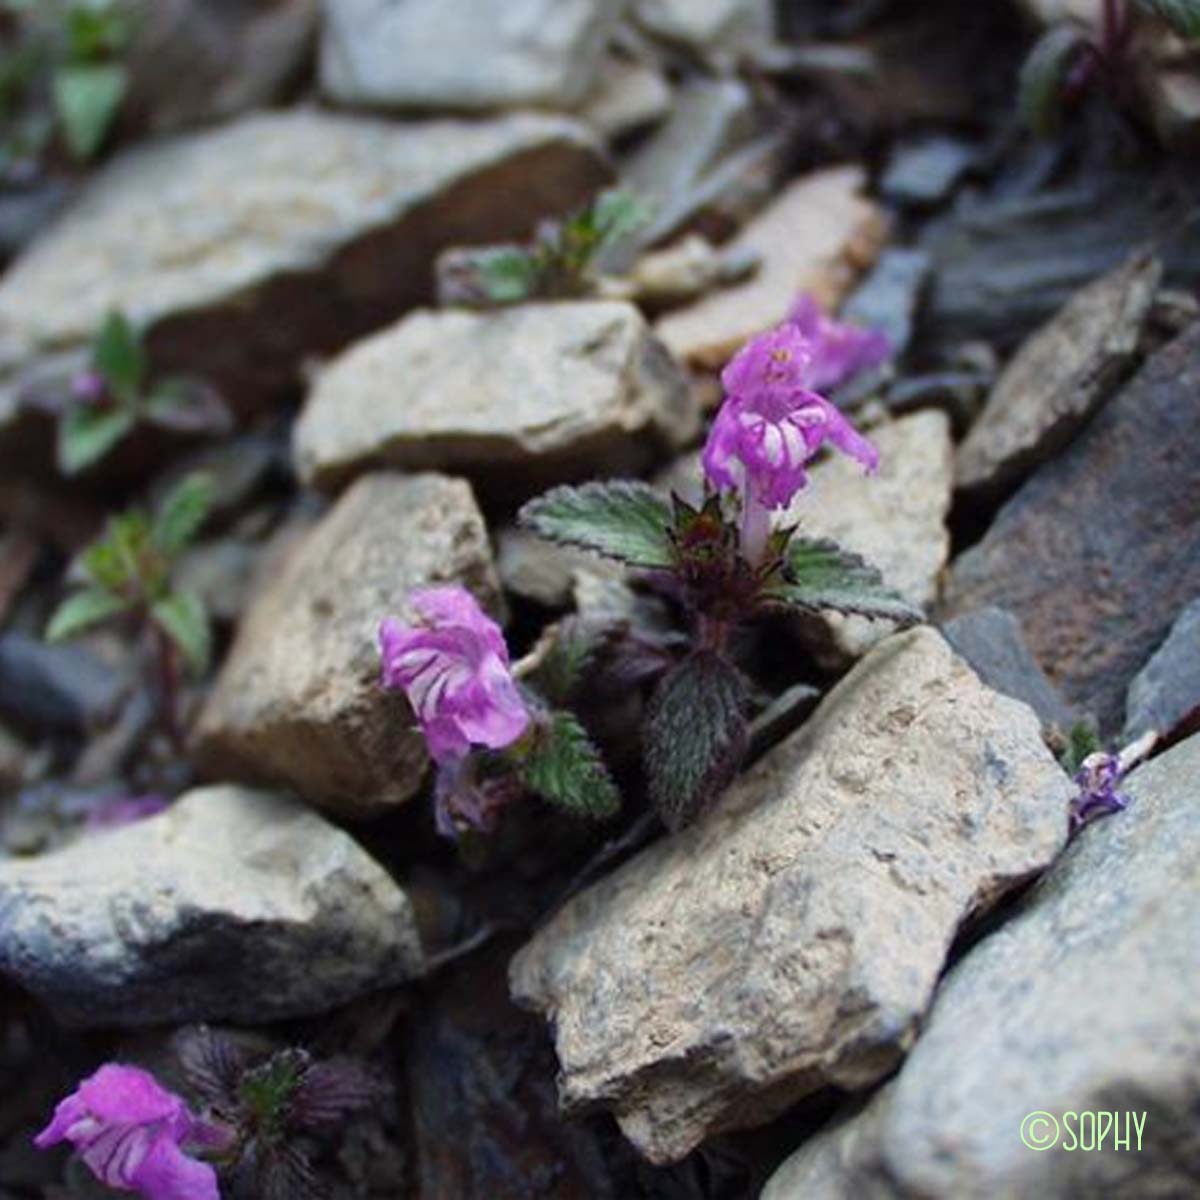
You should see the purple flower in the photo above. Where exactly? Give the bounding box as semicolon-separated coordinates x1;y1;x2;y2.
379;586;530;764
787;294;891;392
86;793;171;832
71;369;109;408
702;322;879;563
35;1064;220;1200
1069;751;1131;834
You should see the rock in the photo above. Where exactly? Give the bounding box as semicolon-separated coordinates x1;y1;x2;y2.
763;732;1200;1200
0;110;608;416
510;628;1072;1164
632;0;774;65
0;723;27;791
578;54;673;142
320;0;619;111
1142;64;1200;151
0;178;71;262
0;633;125;736
292;301;697;497
1124;597;1200;742
124;0;318;135
175;539;260;624
497;527;623;611
193;473;500;816
943;323;1200;735
923;165;1200;349
881;136;977;209
607;235;759;313
786;411;953;660
0;784;424;1028
655;167;889;368
624;78;757;215
956;254;1161;498
942;607;1077;733
841;248;931;362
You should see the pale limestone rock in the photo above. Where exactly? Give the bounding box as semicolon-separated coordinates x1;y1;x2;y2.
764;734;1200;1200
292;301;697;496
511;628;1072;1163
655;167;888;368
0;784;424;1027
193;473;500;816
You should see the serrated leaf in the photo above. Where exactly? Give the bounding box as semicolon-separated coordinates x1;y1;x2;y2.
1134;0;1200;36
522;712;621;820
1018;26;1090;137
45;586;126;642
153;472;214;557
644;650;749;831
519;481;676;569
57;404;136;474
92;309;144;400
152;590;210;674
52;63;127;160
762;538;924;625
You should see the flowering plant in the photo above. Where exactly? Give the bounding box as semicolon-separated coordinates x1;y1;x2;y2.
519;309;920;830
19;310;232;476
379;585;619;839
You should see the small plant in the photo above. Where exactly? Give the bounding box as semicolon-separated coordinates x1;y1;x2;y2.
21;310;232;476
519;307;916;831
45;472;214;744
0;0;135;165
1063;726;1157;835
435;189;647;309
1018;0;1200;136
378;585;620;840
34;1034;375;1200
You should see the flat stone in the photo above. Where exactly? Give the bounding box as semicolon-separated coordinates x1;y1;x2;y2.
0;633;125;736
956;254;1161;497
881;136;976;209
320;0;619;112
841;248;931;362
193;473;500;816
0;784;424;1028
942;607;1077;734
497;527;624;611
579;54;673;142
124;0;319;135
1124;597;1200;742
763;732;1200;1200
923;165;1200;349
624;78;757;215
292;301;697;497
632;0;774;64
655;167;889;368
0;110;608;415
943;323;1200;735
510;628;1072;1164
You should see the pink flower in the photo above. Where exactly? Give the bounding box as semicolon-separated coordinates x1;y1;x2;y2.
35;1064;220;1200
788;294;891;392
379;586;530;764
702;322;879;563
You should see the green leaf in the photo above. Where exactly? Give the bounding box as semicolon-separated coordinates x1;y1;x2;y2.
1134;0;1200;36
83;510;154;591
153;472;214;558
591;189;648;249
644;650;750;832
762;538;924;625
519;481;676;569
45;586;126;642
152;590;211;674
92;310;144;400
529;616;606;707
1017;26;1090;137
478;247;540;304
522;712;621;820
1060;718;1101;776
52;62;126;160
57;404;136;475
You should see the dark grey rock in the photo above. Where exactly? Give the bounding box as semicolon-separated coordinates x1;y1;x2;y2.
842;247;931;361
942;607;1076;733
1124;597;1200;742
881;136;976;209
943;323;1200;736
764;733;1200;1200
0;634;125;735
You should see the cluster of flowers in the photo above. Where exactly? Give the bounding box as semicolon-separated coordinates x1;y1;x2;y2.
375;296;890;838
